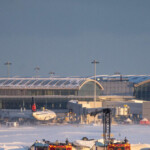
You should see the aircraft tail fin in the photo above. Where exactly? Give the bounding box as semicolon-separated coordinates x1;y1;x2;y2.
31;97;36;112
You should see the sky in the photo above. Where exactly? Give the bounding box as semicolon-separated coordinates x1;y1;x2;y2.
0;0;150;78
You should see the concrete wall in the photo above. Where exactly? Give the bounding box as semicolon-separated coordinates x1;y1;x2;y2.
78;101;102;108
143;102;150;120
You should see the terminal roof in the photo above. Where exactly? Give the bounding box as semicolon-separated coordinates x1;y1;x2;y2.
90;75;150;84
0;78;87;89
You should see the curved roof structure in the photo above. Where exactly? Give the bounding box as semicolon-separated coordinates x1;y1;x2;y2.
79;79;104;90
90;75;150;84
0;77;103;89
134;79;150;87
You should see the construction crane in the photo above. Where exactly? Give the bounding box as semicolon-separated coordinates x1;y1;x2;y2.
89;108;131;150
89;108;112;147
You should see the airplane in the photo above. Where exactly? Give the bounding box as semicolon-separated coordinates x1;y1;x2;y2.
31;97;56;121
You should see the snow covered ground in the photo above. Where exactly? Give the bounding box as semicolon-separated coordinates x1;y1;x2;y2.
0;124;150;150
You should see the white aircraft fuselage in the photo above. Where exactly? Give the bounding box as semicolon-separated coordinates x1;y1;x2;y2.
31;98;56;121
32;109;56;121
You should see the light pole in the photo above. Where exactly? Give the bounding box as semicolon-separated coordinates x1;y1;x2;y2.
91;60;99;108
34;66;40;78
4;61;12;78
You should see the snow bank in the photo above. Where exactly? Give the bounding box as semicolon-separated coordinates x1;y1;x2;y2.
0;124;149;150
131;144;150;150
0;143;28;150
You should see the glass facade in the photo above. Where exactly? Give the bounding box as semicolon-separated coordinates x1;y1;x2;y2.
0;96;96;110
1;97;69;109
134;82;150;101
100;81;134;96
0;89;77;96
78;81;102;96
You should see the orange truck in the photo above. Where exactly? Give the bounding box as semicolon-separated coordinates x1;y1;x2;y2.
31;140;72;150
107;143;131;150
49;145;72;150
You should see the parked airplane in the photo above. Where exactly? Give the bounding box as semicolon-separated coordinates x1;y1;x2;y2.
31;98;56;121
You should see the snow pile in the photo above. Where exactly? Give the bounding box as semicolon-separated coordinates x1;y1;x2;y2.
131;144;150;150
0;143;28;150
124;118;132;124
69;100;78;104
141;118;148;121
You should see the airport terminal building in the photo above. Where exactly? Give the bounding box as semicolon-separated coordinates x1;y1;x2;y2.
0;78;103;110
0;75;150;111
93;75;150;101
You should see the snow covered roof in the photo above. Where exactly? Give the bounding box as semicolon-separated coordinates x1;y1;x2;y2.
0;77;104;90
0;77;87;89
90;75;150;84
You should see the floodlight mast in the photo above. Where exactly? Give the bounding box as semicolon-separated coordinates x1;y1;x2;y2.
49;71;55;77
91;60;99;108
34;66;40;78
4;61;12;78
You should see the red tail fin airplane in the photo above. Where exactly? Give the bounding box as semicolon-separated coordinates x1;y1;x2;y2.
31;97;56;121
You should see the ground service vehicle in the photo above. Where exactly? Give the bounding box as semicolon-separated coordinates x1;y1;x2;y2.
107;143;131;150
31;139;72;150
49;145;72;150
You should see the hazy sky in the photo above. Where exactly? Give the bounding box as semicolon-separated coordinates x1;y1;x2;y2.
0;0;150;78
